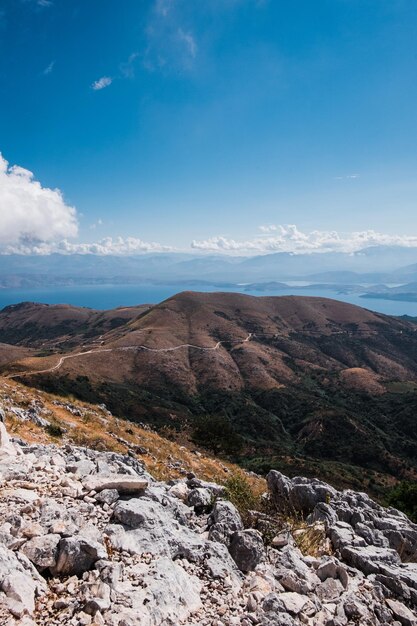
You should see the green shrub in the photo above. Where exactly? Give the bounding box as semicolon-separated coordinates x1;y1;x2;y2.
45;423;64;438
386;481;417;522
224;473;260;526
192;414;243;455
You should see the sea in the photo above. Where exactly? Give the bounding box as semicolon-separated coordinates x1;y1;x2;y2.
0;283;417;317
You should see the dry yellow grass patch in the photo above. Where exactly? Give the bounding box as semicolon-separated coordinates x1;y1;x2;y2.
0;377;265;493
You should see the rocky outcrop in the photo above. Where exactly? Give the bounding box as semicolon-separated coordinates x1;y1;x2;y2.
0;421;21;458
0;425;416;625
268;470;417;618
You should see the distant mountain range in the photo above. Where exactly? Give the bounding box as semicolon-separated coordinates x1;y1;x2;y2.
2;247;417;298
0;246;415;279
1;291;417;495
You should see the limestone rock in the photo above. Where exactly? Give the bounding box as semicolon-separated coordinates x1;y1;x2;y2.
1;415;417;626
168;481;189;502
82;474;148;494
1;572;37;617
20;534;61;571
94;488;119;505
386;599;417;626
267;470;336;515
0;544;43;619
208;500;244;546
0;422;21;458
187;487;212;510
52;536;107;576
229;529;265;572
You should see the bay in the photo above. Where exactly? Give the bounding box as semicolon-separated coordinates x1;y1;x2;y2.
0;283;416;317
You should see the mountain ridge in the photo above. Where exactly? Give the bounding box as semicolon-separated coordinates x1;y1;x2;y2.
2;245;417;284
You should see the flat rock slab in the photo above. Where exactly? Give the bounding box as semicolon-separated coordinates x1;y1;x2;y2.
279;592;309;615
83;474;148;494
386;599;417;626
2;488;40;503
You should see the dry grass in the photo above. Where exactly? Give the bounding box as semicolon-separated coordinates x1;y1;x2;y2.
339;367;385;395
0;376;336;559
0;377;266;492
290;519;332;558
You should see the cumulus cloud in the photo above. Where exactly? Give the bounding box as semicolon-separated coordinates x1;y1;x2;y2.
91;76;112;91
90;218;103;231
4;237;171;256
192;225;417;255
0;154;170;257
0;154;78;251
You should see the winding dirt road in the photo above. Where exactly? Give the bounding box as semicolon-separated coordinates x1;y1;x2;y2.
7;333;253;379
7;325;400;380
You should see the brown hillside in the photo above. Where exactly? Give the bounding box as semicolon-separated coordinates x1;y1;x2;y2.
0;342;33;366
1;292;417;493
33;292;413;392
0;301;151;349
1;292;415;391
0;376;262;489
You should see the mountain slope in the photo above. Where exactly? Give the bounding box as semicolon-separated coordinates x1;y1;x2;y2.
0;342;33;366
1;292;417;493
0;301;150;349
2;410;417;626
1;375;259;488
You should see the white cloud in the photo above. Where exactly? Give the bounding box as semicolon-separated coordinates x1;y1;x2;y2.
155;0;173;17
90;218;103;230
0;154;78;251
192;225;417;255
177;28;197;58
20;0;53;9
43;60;55;75
61;237;171;255
91;76;113;91
259;224;278;233
120;53;139;79
144;2;198;73
91;53;138;91
4;237;171;256
0;155;169;257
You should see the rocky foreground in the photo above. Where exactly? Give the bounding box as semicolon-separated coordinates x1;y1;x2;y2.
0;418;416;626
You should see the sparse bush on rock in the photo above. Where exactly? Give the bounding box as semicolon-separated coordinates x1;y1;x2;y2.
387;481;417;524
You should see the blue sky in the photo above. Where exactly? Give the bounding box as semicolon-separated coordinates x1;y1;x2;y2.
1;0;417;254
